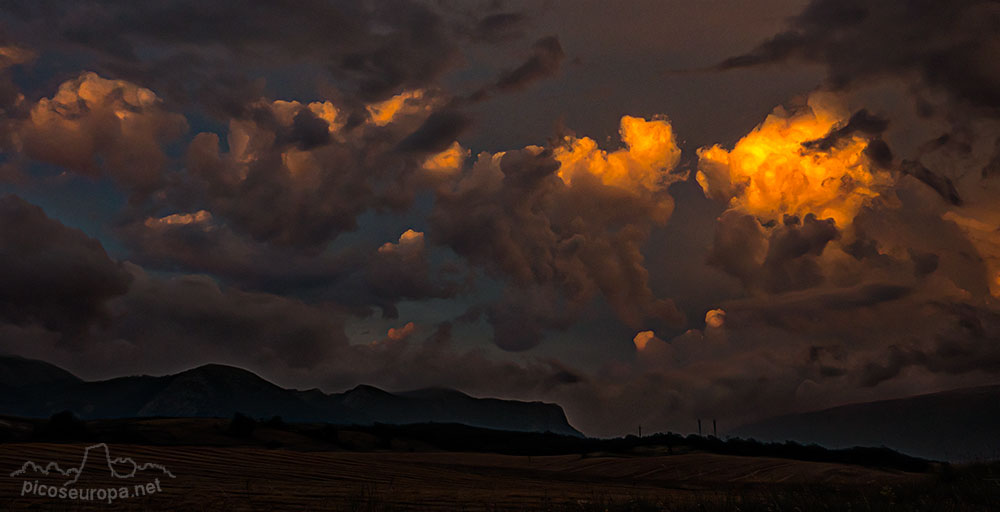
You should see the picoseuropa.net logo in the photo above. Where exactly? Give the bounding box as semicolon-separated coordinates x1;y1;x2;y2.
10;443;176;504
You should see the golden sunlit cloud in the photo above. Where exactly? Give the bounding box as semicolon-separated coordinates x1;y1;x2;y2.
705;308;726;328
423;141;469;175
270;99;343;132
38;72;159;121
554;115;682;194
378;229;425;255
19;72;187;190
428;118;685;336
144;210;213;228
633;330;659;351
696;94;892;227
367;90;428;126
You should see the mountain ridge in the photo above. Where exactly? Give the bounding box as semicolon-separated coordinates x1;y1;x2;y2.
0;355;582;437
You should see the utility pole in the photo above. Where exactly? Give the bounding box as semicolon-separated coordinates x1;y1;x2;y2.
713;419;717;437
638;425;642;438
697;418;702;436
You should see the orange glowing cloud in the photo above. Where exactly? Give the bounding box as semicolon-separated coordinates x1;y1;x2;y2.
378;229;425;255
554;115;682;194
19;72;187;191
705;308;726;328
633;330;661;351
367;90;428;126
426;116;686;339
696;94;891;227
144;210;213;229
422;141;468;175
387;321;416;341
39;72;159;121
270;99;343;132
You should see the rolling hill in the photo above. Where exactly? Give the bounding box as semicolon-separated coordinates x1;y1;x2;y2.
730;384;1000;461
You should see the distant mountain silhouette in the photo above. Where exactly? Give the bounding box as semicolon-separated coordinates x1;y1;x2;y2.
0;355;581;437
0;355;81;388
730;385;1000;461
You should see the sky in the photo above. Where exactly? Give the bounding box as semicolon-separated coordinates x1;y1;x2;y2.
2;0;1000;437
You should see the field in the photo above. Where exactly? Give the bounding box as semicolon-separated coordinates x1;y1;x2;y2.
0;442;987;511
0;416;997;510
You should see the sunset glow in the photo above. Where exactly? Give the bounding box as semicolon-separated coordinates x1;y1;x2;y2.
2;2;1000;486
697;95;892;227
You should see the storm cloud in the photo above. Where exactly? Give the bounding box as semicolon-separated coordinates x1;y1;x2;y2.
3;0;1000;439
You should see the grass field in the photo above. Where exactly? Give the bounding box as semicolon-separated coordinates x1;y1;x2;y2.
1;442;995;511
0;415;997;510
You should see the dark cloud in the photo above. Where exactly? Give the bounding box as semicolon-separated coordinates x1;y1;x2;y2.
859;302;1000;386
848;197;992;300
0;197;344;373
707;210;768;290
486;286;577;352
495;35;565;91
395;109;473;153
111;265;347;371
116;212;360;294
184;133;367;248
721;283;913;334
430;133;684;349
0;44;30;152
801;109;889;152
471;12;527;43
807;345;848;378
815;284;911;311
178;93;447;249
982;138;1000;179
5;0;1000;440
708;212;840;294
289;109;332;150
364;230;465;318
899;160;963;206
762;214;840;293
859;345;913;388
119;215;463;319
0;0;480;111
0;195;131;338
0;199;580;405
720;0;1000;114
301;320;589;399
863;139;894;169
908;249;940;278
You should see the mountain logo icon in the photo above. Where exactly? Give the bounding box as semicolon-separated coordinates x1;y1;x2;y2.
11;443;175;486
11;443;175;503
